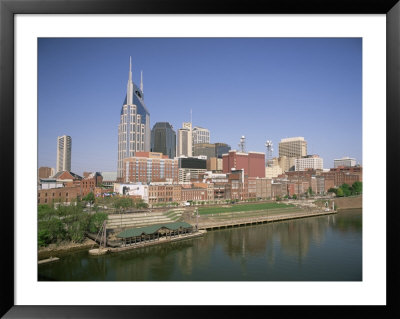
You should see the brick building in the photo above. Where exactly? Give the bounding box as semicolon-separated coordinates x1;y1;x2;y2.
321;166;362;188
123;152;179;184
38;166;55;179
181;186;209;202
80;172;103;197
38;186;81;205
255;178;272;199
148;184;181;205
222;150;265;178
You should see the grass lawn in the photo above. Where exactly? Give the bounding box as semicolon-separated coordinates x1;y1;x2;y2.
198;202;295;215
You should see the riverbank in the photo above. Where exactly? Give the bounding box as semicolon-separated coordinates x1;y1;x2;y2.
314;195;362;211
38;199;349;258
38;237;96;260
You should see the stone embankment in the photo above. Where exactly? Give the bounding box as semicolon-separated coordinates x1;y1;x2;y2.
314;195;362;211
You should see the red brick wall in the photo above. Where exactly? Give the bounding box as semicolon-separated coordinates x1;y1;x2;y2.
38;186;81;204
248;153;265;178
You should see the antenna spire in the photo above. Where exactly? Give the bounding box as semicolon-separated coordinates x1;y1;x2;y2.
127;56;133;105
129;56;132;82
140;70;143;92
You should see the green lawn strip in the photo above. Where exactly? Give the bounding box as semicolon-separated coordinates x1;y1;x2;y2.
208;207;303;220
164;210;183;221
198;203;294;215
199;204;297;216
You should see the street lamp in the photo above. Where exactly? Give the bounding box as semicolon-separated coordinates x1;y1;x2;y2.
195;207;199;232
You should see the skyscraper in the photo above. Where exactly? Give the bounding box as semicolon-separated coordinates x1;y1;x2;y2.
177;122;192;157
56;135;71;172
118;57;150;179
214;142;231;158
151;122;176;159
278;137;307;158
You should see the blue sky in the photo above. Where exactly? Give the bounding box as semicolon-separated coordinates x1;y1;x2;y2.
38;38;362;175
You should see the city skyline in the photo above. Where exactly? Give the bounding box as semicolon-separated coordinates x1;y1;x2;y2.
38;38;362;175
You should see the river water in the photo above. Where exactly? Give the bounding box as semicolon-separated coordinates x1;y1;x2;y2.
38;209;362;281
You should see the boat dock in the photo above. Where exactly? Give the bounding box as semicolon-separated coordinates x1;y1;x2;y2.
109;230;206;253
38;256;60;265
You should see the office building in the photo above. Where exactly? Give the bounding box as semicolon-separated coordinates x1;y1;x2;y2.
215;143;231;158
151;122;176;159
278;137;307;158
118;57;150;179
192;126;210;145
207;157;223;171
334;157;357;168
56;135;71;173
265;165;283;179
177;122;192;157
193;143;215;159
178;157;207;183
295;155;324;171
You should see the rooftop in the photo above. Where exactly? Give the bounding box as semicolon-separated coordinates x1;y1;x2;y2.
116;222;193;238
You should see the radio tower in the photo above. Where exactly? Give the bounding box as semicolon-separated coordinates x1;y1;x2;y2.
238;136;246;153
265;140;273;167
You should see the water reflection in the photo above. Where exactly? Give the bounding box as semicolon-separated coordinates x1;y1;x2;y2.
38;210;362;281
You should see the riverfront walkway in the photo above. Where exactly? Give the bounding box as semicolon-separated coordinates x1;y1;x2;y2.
197;209;337;230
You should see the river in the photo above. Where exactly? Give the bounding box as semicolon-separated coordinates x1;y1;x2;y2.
38;209;362;281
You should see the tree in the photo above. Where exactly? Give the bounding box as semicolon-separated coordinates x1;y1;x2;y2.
336;188;344;197
83;192;95;210
113;197;133;213
88;212;108;233
352;181;362;195
328;188;337;195
292;194;297;200
135;199;149;209
340;184;351;197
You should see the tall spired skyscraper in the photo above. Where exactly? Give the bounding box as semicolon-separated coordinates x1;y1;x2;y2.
118;57;150;179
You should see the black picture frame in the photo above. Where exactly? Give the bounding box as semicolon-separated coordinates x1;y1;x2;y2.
1;0;399;318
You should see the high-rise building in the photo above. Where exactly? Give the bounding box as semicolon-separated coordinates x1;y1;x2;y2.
214;143;231;158
278;137;307;158
334;157;356;168
192;126;210;145
118;57;150;179
177;122;192;157
193;143;215;159
56;135;71;172
151;122;176;159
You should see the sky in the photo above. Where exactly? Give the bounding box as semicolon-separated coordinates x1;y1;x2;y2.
38;38;362;176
